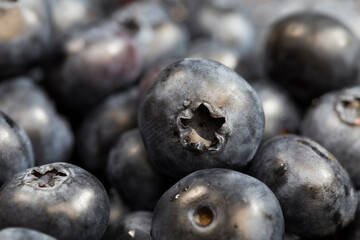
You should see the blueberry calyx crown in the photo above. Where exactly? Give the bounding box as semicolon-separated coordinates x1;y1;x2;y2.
335;93;360;126
193;205;215;228
121;18;140;33
23;165;70;189
178;101;226;152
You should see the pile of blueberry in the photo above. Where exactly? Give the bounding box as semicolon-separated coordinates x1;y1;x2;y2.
1;0;360;239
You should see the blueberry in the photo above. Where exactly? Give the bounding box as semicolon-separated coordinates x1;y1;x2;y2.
107;128;173;211
0;0;51;78
251;80;301;141
138;58;264;178
115;211;152;240
0;111;34;186
151;168;284;240
112;1;189;70
48;21;141;111
0;162;110;240
301;86;360;188
265;11;360;104
78;87;138;173
0;77;73;165
0;227;56;240
248;134;357;238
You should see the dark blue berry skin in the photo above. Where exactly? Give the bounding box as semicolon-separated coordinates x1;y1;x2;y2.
151;168;284;240
248;134;357;238
251;80;301;142
115;211;152;240
101;189;129;240
219;0;307;79
246;0;305;29
0;228;57;240
0;111;34;186
265;12;360;104
189;3;256;57
138;58;176;100
48;0;103;48
284;232;301;240
101;0;137;15
186;39;241;72
0;0;51;79
160;0;202;24
78;87;138;174
112;1;189;70
311;1;360;41
107;129;173;211
138;58;264;178
301;86;360;188
0;162;110;240
343;191;360;240
101;0;118;14
48;21;141;112
0;77;73;166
